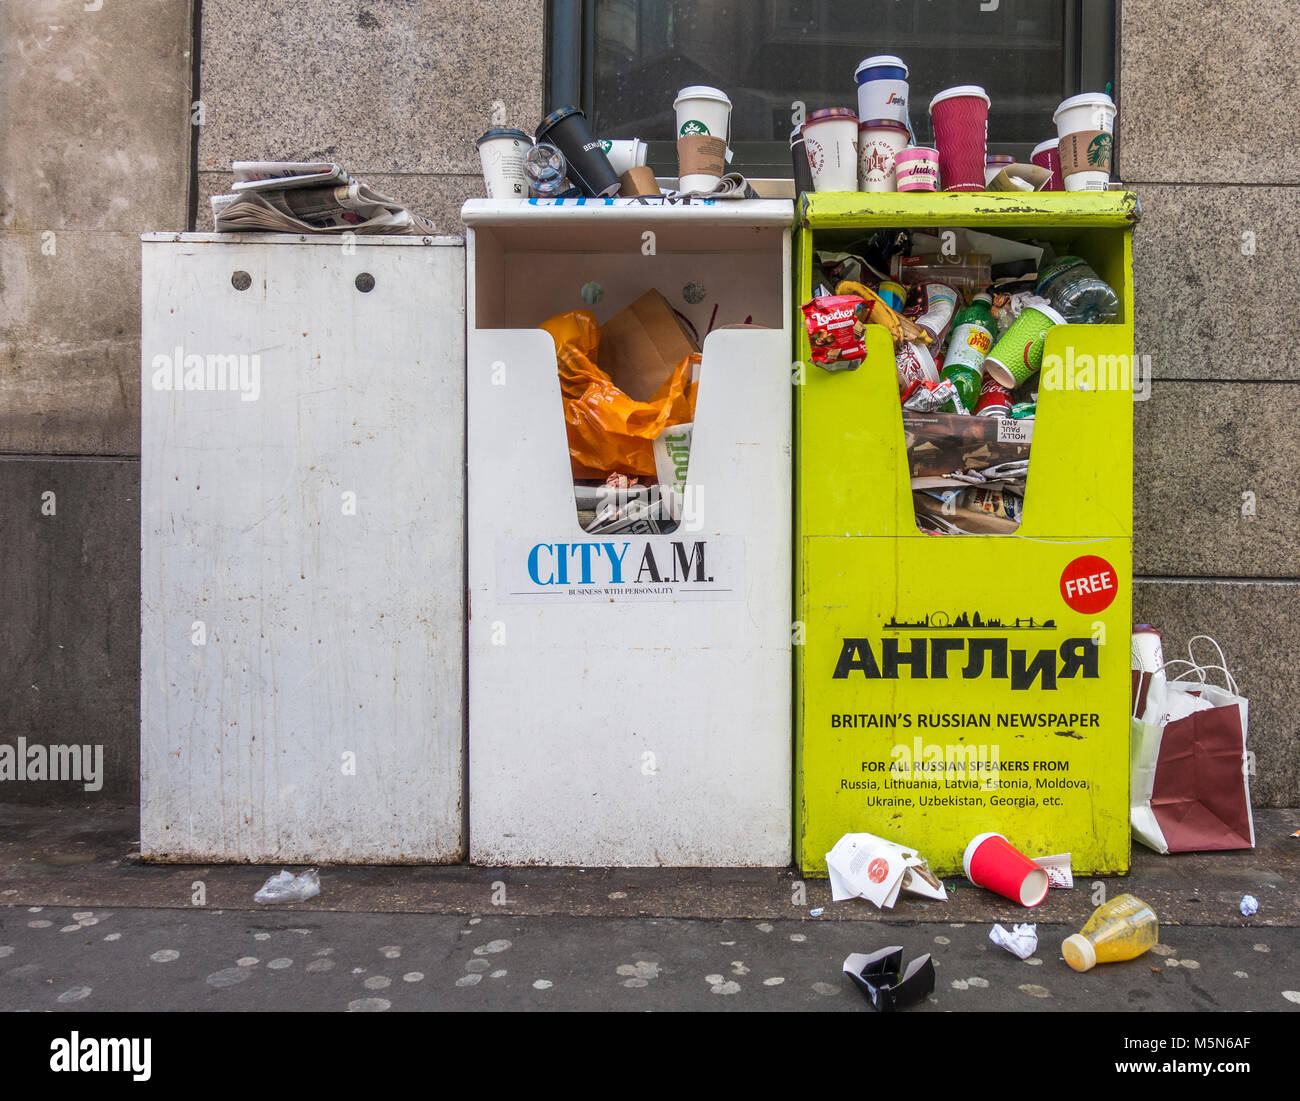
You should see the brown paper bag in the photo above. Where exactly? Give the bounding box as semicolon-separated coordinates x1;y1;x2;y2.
599;289;700;401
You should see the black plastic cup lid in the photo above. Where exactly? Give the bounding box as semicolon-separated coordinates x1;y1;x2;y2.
536;106;585;141
476;128;531;148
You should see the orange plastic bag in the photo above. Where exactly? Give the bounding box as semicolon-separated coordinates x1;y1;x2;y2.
541;310;699;480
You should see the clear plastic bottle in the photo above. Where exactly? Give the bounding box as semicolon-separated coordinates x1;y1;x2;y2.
1035;255;1120;324
1062;893;1158;972
890;252;991;293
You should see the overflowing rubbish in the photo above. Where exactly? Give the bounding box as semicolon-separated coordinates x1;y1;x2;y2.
843;946;935;1011
990;923;1039;960
211;161;437;234
963;832;1050;907
826;832;947;909
1130;634;1255;853
1062;894;1158;972
1240;895;1259;917
253;868;320;905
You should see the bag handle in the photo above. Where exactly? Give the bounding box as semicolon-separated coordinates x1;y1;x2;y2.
1158;634;1239;696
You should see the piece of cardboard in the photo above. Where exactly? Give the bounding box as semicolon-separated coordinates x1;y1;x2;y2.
600;289;700;402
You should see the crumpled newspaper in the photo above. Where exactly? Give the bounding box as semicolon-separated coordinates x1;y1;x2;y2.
254;868;320;905
989;922;1039;960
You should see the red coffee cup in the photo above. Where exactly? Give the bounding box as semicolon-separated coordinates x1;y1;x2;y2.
1031;138;1065;191
963;832;1049;906
929;86;990;192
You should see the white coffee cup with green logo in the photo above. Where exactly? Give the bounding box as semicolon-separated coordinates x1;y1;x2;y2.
1053;92;1116;192
673;85;732;193
600;138;649;176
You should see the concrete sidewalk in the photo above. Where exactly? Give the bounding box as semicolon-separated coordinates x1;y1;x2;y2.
2;803;1297;1011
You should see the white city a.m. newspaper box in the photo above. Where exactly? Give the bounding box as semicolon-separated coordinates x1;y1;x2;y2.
463;196;793;866
140;233;465;863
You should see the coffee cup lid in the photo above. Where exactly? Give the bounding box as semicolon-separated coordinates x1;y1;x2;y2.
1030;302;1067;327
929;85;990;112
476;127;531;148
895;146;938;158
859;118;909;133
803;107;858;131
986;154;1014;165
535;106;584;142
674;85;733;110
1053;91;1117;123
855;55;908;79
1031;138;1060;157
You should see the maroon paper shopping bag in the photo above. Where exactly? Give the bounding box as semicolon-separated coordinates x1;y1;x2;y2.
1150;703;1254;852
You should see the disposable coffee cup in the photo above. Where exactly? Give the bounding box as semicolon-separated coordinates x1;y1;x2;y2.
984;154;1014;188
984;302;1066;387
854;55;909;126
858;119;910;192
475;128;532;199
895;340;940;400
1053;92;1117;192
964;832;1049;907
1031;138;1065;191
929;86;990;192
674;85;732;193
802;108;859;192
524;142;570;198
619;165;660;197
894;146;939;192
1131;625;1165;721
600;138;648;176
790;126;815;195
535;106;621;198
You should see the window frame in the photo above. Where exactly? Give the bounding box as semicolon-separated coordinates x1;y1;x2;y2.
545;0;1118;179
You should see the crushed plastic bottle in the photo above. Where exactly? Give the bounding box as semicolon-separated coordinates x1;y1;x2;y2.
1062;893;1158;972
1035;255;1120;324
254;868;320;905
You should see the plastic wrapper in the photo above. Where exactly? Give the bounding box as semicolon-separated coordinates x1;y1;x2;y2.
254;868;320;904
802;294;869;371
541;310;698;480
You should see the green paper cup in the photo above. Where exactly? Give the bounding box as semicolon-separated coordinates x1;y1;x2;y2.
984;303;1066;387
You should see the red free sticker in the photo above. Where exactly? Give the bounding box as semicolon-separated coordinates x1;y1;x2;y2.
1060;555;1118;614
867;858;890;884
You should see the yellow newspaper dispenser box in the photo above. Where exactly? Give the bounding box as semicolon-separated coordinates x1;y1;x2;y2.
794;192;1140;877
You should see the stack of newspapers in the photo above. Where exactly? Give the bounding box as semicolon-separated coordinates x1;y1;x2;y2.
211;162;438;235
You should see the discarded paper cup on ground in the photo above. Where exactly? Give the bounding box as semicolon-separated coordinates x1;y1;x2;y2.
964;832;1050;907
929;85;990;192
674;85;732;193
894;146;940;192
854;55;909;126
802;108;859;192
600;138;648;175
858;118;910;191
535;107;621;197
1031;138;1065;190
984;302;1066;388
1053;92;1117;192
475;128;532;199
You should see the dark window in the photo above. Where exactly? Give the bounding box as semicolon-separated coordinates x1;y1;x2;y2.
547;0;1116;177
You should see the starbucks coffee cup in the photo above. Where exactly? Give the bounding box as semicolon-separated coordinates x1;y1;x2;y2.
1053;92;1117;192
674;85;732;193
854;55;909;126
802;108;859;192
600;138;648;176
475;128;532;199
858;118;910;192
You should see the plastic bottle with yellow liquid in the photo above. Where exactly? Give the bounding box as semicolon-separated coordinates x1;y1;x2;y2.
1062;894;1159;972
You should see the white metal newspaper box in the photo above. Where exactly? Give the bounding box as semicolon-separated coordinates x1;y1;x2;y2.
140;233;465;863
463;197;793;866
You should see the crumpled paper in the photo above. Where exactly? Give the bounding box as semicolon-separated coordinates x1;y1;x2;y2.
989;922;1039;960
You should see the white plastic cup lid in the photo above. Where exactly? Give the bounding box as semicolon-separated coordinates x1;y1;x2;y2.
1028;302;1067;327
674;85;732;110
1053;92;1117;123
930;85;990;112
855;55;908;79
1032;138;1060;157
